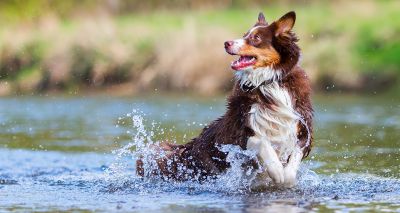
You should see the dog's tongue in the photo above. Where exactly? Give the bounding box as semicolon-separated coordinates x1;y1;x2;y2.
231;56;256;70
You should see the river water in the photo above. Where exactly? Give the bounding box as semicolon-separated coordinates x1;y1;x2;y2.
0;95;399;212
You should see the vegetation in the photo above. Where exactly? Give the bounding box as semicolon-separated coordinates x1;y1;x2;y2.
0;0;399;96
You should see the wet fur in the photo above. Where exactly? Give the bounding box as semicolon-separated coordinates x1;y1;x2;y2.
136;11;313;185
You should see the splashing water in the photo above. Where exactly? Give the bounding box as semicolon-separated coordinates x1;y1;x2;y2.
1;97;399;212
214;144;259;192
105;110;161;190
104;110;400;203
106;110;265;193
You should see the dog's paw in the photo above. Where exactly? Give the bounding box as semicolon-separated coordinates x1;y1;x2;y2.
283;166;297;188
266;161;285;184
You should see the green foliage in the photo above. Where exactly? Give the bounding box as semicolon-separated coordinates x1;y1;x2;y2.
0;0;97;23
355;20;400;73
70;46;96;85
0;0;399;95
0;41;44;80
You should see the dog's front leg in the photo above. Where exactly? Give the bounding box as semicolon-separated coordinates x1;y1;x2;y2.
283;146;303;188
247;136;284;184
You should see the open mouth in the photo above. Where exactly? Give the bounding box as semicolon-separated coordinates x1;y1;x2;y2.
231;55;257;70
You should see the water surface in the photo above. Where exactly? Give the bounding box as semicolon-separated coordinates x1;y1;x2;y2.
0;95;399;212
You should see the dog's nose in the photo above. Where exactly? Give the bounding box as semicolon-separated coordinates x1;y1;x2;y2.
224;41;234;48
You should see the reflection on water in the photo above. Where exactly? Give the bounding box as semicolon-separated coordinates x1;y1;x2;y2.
0;95;399;212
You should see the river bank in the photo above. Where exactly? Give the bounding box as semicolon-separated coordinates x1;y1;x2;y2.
0;0;399;96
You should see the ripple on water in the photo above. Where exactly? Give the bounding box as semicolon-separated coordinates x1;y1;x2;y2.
1;110;399;212
1;148;400;212
0;179;18;185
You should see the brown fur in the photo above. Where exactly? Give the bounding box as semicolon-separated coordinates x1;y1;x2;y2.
136;11;313;181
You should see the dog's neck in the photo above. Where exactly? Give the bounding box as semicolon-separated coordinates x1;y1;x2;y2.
235;66;282;92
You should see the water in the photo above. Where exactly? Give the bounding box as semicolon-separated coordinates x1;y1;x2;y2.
0;95;399;212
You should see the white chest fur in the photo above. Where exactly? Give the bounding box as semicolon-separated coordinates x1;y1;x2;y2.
248;82;300;162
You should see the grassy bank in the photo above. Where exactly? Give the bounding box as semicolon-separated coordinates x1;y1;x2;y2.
0;0;399;96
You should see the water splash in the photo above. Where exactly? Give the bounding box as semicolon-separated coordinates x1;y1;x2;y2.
100;109;400;211
1;148;399;212
104;110;262;193
104;110;320;195
214;144;259;192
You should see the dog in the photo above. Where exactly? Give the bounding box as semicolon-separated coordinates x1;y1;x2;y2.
136;11;313;189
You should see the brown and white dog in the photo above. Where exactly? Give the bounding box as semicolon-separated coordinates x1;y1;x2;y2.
136;11;313;189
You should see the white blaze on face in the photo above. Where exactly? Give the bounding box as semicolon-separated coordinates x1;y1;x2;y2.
244;25;265;39
230;39;245;54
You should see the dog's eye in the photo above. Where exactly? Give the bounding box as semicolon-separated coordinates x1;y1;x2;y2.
250;35;261;46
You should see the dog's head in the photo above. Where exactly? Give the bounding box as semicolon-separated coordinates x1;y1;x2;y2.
225;11;300;74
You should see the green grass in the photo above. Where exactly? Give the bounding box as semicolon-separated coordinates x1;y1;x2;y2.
355;14;400;73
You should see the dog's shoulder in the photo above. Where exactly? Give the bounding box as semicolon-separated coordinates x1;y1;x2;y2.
282;66;312;100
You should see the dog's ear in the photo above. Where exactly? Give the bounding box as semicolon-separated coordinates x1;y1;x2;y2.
274;11;296;36
256;12;268;26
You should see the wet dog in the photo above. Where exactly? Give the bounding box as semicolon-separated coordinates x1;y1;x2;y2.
136;11;313;189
